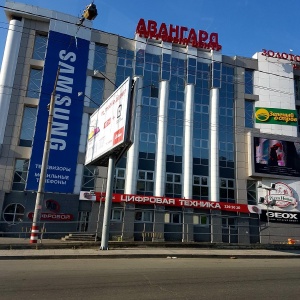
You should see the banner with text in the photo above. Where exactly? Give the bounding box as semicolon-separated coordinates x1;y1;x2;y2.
26;31;90;192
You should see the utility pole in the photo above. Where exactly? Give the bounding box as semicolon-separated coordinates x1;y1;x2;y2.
30;68;60;244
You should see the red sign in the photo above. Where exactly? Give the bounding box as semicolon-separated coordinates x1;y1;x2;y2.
262;49;300;69
28;212;74;221
136;19;222;51
92;192;260;214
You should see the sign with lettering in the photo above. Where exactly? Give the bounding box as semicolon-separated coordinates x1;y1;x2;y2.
261;49;300;69
28;212;74;221
79;192;260;214
26;31;90;192
136;19;222;51
85;77;131;166
255;108;298;126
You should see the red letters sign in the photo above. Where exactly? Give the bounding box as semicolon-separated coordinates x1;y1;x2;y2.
91;192;260;214
262;49;300;69
136;19;222;51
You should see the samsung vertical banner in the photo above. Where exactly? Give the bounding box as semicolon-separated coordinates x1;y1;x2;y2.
26;31;90;193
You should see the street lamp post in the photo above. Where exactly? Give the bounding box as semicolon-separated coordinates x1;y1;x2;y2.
30;68;60;244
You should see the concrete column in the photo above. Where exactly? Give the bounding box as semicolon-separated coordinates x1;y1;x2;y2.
154;80;169;196
0;17;23;146
183;84;194;199
152;205;165;241
124;76;143;194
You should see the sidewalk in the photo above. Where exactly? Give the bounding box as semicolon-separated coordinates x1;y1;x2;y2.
0;237;300;260
1;247;300;260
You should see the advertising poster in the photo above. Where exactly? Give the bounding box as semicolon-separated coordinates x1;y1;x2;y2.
254;137;300;177
26;31;90;192
85;77;131;166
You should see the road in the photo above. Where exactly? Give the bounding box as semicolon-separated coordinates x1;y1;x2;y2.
0;258;299;299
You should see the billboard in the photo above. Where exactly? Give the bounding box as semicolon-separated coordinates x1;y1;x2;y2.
255;107;298;126
254;137;300;177
85;77;132;166
79;192;261;214
26;31;90;192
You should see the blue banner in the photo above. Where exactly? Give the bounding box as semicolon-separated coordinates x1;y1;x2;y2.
26;31;90;193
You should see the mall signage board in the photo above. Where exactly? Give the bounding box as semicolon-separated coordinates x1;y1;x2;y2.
85;77;131;166
255;107;298;126
79;192;261;214
136;19;222;51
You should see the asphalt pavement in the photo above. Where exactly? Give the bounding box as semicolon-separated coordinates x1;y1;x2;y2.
0;237;300;259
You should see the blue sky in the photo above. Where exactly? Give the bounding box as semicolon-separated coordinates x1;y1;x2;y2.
1;0;300;65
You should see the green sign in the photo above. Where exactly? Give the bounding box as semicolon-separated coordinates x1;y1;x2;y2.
255;107;298;126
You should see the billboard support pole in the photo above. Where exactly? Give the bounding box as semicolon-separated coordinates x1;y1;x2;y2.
100;155;116;250
30;68;60;244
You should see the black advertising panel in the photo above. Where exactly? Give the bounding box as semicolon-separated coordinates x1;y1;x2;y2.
260;210;300;224
254;137;300;177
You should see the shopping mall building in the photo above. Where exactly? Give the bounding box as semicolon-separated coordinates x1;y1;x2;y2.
0;1;299;243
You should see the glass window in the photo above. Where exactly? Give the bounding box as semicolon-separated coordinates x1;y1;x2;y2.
193;214;208;226
296;106;300;134
93;44;107;72
137;170;154;195
245;100;254;128
245;69;254;94
12;159;29;191
3;203;25;224
135;210;153;222
32;33;47;60
111;208;123;221
294;76;300;100
90;77;104;108
19;106;37;147
219;178;235;203
26;68;42;99
247;180;257;205
81;165;95;191
114;168;125;193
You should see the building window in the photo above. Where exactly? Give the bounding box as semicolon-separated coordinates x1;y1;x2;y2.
135;210;153;222
140;132;156;143
220;178;235;203
192;176;209;200
3;203;25;225
164;212;182;224
170;100;184;111
137;170;154;194
247;180;257;205
193;214;209;226
26;68;42;98
142;97;157;107
245;100;254;128
93;44;107;72
114;168;125;193
19;106;37;147
81;165;96;191
167;136;182;146
12;159;29;191
32;33;47;60
111;208;123;222
222;217;237;229
90;77;104;108
296;106;300;134
165;173;181;197
245;69;254;94
295;76;300;100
